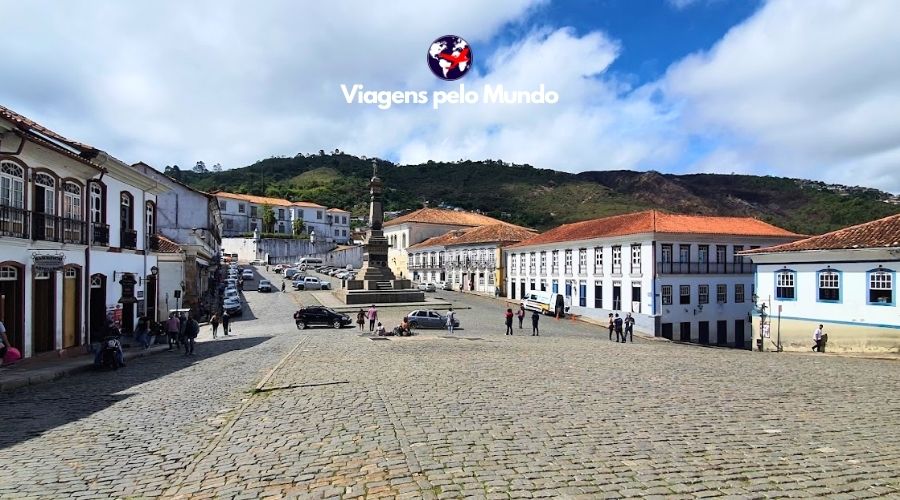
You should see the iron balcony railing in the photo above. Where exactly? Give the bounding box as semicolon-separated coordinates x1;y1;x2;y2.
91;223;110;246
32;213;87;244
0;205;30;239
657;261;753;275
121;228;138;249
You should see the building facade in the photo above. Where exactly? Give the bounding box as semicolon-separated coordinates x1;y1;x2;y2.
215;192;349;243
507;211;800;348
384;207;507;280
744;213;900;352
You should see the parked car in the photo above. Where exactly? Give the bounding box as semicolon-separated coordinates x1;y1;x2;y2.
224;288;240;301
293;306;352;329
417;282;436;292
258;279;273;292
435;281;452;291
291;278;306;290
223;297;242;316
225;278;238;289
250;259;265;265
284;268;302;280
407;309;459;329
241;269;254;280
298;276;323;290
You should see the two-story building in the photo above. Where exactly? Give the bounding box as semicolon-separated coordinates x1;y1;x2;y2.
408;223;536;295
507;210;800;348
384;207;507;279
743;213;899;352
215;192;349;243
0;105;169;358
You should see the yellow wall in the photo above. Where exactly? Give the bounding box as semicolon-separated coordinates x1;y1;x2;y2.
754;316;899;353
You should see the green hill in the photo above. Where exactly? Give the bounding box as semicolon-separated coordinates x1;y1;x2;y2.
167;154;900;235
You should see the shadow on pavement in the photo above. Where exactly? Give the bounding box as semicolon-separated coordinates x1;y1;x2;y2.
0;335;271;451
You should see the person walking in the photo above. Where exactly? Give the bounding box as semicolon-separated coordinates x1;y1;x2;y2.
135;315;151;349
505;308;514;335
607;313;615;341
210;313;220;339
614;313;624;343
356;309;366;332
222;311;231;336
517;304;526;329
281;280;286;293
165;313;180;351
531;310;540;336
184;315;199;356
446;307;456;334
624;313;635;343
367;305;378;332
813;324;824;352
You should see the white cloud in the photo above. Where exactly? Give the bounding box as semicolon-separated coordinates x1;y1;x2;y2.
665;0;900;191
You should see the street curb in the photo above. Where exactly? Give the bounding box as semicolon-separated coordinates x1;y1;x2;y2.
0;344;170;393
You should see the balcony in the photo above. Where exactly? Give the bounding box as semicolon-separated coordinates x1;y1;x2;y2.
657;261;753;275
0;205;30;239
32;213;87;244
121;228;138;249
91;223;109;246
148;234;161;251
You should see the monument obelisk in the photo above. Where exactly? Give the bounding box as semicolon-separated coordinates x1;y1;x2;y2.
337;160;424;304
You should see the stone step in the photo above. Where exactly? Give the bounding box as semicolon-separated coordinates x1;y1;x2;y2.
375;281;393;290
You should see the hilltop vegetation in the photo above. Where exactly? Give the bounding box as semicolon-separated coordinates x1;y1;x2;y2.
167;153;900;235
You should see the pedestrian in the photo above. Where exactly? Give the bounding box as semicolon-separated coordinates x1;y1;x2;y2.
178;312;188;347
446;307;456;334
607;313;615;341
505;308;514;335
222;311;231;336
265;264;269;272
184;315;199;356
531;310;540;336
813;324;824;352
166;313;180;351
517;304;526;329
614;313;624;342
356;308;366;331
624;313;635;343
210;313;220;339
281;281;286;293
367;305;378;332
135;315;151;349
375;322;386;336
0;320;9;360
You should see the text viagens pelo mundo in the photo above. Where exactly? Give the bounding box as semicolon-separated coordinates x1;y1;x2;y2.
340;84;560;110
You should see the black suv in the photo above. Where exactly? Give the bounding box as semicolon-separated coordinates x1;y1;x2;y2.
293;306;352;329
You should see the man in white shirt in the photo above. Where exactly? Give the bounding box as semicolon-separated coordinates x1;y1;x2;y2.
813;324;824;352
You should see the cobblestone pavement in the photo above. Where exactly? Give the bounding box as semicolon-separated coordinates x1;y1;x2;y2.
1;268;899;499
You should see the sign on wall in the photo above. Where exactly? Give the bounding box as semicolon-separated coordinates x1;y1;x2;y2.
32;253;65;271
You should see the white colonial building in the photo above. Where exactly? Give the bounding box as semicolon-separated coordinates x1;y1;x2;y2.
743;213;900;353
383;207;506;280
407;223;536;295
507;211;800;348
0;105;169;358
215;192;350;243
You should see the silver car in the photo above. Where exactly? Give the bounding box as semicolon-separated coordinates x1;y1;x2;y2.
407;309;459;329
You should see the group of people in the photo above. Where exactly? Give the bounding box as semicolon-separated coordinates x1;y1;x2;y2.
164;312;204;356
505;304;541;336
607;312;635;343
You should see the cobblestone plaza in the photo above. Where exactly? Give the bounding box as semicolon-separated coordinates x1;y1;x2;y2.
1;271;898;499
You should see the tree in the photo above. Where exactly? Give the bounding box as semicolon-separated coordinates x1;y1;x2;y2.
292;217;304;235
261;204;276;233
193;161;208;174
212;163;222;172
164;164;182;180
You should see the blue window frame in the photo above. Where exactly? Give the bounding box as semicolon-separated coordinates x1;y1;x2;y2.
551;280;558;294
867;268;895;306
775;269;796;301
816;269;841;303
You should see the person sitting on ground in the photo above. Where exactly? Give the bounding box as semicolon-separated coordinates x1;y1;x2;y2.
400;316;412;336
375;322;386;336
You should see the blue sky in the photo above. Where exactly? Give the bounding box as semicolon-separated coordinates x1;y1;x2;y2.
0;0;898;192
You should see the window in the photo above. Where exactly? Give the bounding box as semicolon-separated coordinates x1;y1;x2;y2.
219;200;226;211
716;284;727;303
735;284;745;303
530;279;535;290
120;192;133;230
238;203;245;214
775;270;796;300
0;266;17;280
225;219;234;230
716;245;727;263
612;246;622;274
680;285;690;304
250;206;258;218
733;245;744;263
402;234;406;248
578;248;587;274
145;201;156;237
317;210;323;220
594;247;603;274
551;250;559;273
661;244;673;263
65;268;77;279
564;249;573;274
679;244;690;263
510;253;517;274
662;285;673;305
278;208;285;220
519;253;525;274
698;245;709;264
540;279;546;291
868;269;894;305
594;282;602;308
630;244;641;273
488;273;494;285
698;284;709;304
89;182;104;224
539;251;546;273
817;270;840;302
63;182;82;220
0;161;25;209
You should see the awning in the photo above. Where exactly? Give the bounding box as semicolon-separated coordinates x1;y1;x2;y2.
196;258;210;267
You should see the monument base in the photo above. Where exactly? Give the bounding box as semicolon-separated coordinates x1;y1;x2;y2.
335;288;426;304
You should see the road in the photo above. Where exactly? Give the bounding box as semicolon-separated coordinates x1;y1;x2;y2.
1;266;898;499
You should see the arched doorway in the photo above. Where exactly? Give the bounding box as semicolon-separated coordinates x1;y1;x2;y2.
62;265;82;348
89;274;107;344
0;263;24;351
32;268;56;353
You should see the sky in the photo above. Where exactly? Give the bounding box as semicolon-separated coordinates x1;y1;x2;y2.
1;0;899;192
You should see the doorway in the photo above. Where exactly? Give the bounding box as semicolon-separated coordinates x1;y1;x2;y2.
579;282;586;307
679;322;691;343
612;285;621;311
121;302;134;334
62;267;81;348
734;320;746;349
519;281;525;299
510;280;516;300
698;321;709;344
89;274;106;343
32;270;56;353
0;264;24;350
717;320;728;346
145;275;157;323
661;322;673;340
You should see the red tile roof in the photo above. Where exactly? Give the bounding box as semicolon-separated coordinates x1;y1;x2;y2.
743;213;900;254
384;208;504;228
153;235;182;253
449;223;536;246
408;229;470;250
0;104;104;170
510;210;801;248
213;191;323;208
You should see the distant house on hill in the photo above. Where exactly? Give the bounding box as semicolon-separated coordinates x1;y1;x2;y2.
213;191;350;243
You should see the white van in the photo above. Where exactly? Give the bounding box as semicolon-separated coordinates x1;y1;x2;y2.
297;257;323;270
522;290;571;316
